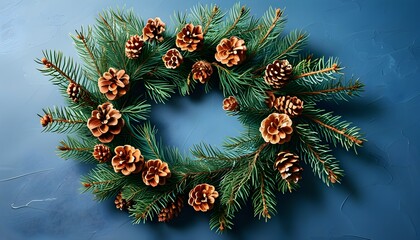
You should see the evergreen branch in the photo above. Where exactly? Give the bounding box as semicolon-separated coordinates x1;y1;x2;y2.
203;5;219;35
41;106;88;133
258;8;282;45
299;84;362;96
306;115;363;146
99;14;117;41
278;34;305;59
224;6;245;36
210;206;233;233
75;30;101;77
294;63;339;80
120;100;151;123
56;136;96;163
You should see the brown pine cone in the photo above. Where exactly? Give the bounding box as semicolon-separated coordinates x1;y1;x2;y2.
215;36;247;67
162;48;183;69
191;61;213;83
66;82;81;102
40;114;53;127
111;145;144;176
142;17;166;42
158;197;184;222
176;23;204;52
98;68;130;100
274;96;304;116
93;144;111;163
188;183;219;212
264;60;293;89
142;159;171;187
265;91;276;109
223;96;239;111
87;102;124;143
125;35;144;59
259;113;293;144
274;151;303;183
114;192;133;211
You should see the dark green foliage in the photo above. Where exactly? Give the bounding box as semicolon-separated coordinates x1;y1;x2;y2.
37;3;364;233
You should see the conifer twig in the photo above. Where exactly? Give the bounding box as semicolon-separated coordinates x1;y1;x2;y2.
224;6;245;36
203;6;219;35
75;31;102;77
293;64;339;79
298;84;363;96
259;8;282;45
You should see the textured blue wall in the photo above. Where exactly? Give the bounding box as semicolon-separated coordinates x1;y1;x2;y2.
1;0;419;239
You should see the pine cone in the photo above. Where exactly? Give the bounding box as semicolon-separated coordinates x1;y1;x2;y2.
98;68;130;100
93;144;111;163
274;151;303;183
41;57;52;68
215;36;246;67
188;183;219;212
191;60;213;83
114;192;133;211
158;197;183;222
223;96;239;111
112;145;144;176
162;48;183;69
265;91;276;109
259;113;293;144
176;23;204;52
142;159;171;187
264;60;293;89
87;102;124;143
125;35;144;59
142;17;166;42
66;82;81;102
274;96;304;116
40;114;53;127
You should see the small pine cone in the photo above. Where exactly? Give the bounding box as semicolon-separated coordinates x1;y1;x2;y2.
93;144;111;163
191;61;213;84
142;17;166;42
162;48;183;69
158;197;184;222
259;113;293;144
264;60;293;89
98;68;130;100
265;91;276;109
40;114;53;127
112;145;144;176
176;23;204;52
114;192;133;211
41;57;52;68
66;82;81;102
87;102;124;143
215;36;247;67
274;151;303;183
223;96;239;111
125;35;144;59
274;96;304;116
188;183;219;212
142;159;171;187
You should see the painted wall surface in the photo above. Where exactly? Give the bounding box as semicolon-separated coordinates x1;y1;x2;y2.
1;0;419;239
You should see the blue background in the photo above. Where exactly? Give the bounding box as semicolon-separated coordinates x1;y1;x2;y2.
1;0;419;239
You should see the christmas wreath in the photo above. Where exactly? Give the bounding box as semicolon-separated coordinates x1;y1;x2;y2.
37;3;364;232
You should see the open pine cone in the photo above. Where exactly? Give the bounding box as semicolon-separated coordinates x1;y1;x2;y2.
274;96;304;116
142;17;166;42
114;192;133;210
87;102;124;143
259;113;293;144
274;151;303;183
176;23;204;52
158;197;184;222
215;36;246;67
191;60;213;83
223;96;239;111
264;60;293;89
162;48;183;69
98;68;130;100
111;145;144;176
93;144;111;163
265;91;276;109
142;159;171;187
125;35;144;59
66;82;80;102
188;183;219;212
